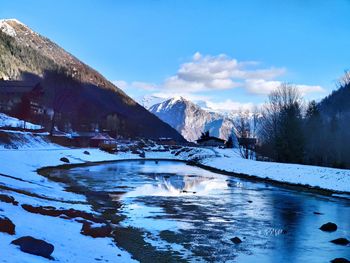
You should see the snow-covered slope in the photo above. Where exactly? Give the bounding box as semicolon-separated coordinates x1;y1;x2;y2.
0;113;42;130
149;96;235;142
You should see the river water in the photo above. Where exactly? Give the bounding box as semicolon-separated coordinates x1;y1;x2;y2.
52;160;350;262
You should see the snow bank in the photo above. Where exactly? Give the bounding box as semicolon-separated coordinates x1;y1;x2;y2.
198;148;350;193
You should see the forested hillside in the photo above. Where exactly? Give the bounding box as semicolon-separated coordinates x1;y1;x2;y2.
0;19;184;141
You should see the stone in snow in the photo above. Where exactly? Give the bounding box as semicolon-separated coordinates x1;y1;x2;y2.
319;222;337;232
331;258;350;263
0;193;18;205
330;238;350;246
230;237;242;244
0;216;15;235
60;157;70;163
11;236;54;259
81;221;112;238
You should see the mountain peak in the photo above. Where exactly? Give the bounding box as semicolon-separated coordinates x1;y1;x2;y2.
0;19;19;37
0;18;33;38
149;96;236;142
171;95;186;101
0;18;25;25
168;96;186;105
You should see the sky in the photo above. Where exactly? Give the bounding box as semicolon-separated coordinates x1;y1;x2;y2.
1;0;350;111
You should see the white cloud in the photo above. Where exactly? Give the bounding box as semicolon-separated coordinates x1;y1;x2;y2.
297;84;326;95
161;52;286;93
114;52;326;110
204;99;256;112
245;79;281;95
112;80;157;91
245;79;326;96
157;52;319;96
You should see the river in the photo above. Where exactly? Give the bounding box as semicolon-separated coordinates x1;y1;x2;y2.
49;160;350;262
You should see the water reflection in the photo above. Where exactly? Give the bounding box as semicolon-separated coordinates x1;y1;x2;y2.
61;160;350;262
124;173;227;198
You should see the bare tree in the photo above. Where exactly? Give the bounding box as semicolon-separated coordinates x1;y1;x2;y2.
234;109;257;159
258;83;304;163
338;69;350;88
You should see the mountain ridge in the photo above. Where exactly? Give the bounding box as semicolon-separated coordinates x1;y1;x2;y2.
149;96;236;142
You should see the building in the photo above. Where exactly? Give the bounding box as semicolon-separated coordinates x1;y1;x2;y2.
90;133;117;150
196;136;226;147
0;80;48;116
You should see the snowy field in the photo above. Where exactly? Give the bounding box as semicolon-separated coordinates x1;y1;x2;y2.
0;113;350;261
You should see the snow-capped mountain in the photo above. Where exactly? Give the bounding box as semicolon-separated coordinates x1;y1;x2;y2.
149;96;236;142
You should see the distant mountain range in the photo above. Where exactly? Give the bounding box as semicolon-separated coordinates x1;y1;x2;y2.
149;96;236;142
0;19;184;141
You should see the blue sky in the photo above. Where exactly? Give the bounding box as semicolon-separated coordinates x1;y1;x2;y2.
1;0;350;110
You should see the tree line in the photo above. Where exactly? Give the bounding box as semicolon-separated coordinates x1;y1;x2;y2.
241;73;350;169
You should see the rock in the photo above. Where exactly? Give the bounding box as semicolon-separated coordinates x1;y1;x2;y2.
331;258;350;263
0;194;18;205
320;222;337;232
11;236;54;259
313;211;323;215
81;222;112;238
60;157;69;163
330;238;350;246
83;150;90;155
139;151;145;158
0;216;15;235
230;237;242;244
21;204;100;222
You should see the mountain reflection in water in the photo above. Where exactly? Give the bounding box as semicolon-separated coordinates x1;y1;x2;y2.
123;173;228;198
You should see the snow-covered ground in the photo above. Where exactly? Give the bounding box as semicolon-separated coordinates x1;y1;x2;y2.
0;113;42;130
1;128;350;262
198;148;350;194
0;133;136;262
